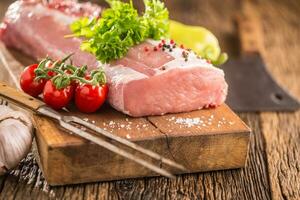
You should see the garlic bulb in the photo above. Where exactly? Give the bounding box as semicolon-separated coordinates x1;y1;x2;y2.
0;105;33;175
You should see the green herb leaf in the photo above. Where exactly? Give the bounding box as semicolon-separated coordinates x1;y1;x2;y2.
143;0;169;40
70;0;169;63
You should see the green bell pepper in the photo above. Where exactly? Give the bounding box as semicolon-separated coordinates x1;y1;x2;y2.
169;20;228;66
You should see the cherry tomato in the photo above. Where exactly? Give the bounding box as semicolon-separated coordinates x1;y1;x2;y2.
64;69;79;90
45;61;57;77
20;64;46;97
75;84;108;113
43;80;73;110
84;74;91;80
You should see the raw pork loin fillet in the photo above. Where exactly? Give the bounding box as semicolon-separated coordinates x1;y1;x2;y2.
0;0;228;117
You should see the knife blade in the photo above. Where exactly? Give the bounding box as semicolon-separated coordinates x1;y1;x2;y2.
222;1;300;112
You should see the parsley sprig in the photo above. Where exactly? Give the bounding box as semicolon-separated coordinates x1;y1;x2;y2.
70;0;169;63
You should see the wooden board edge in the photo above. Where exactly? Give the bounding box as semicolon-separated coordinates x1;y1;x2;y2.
38;130;251;186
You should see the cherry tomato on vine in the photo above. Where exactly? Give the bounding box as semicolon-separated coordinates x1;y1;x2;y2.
43;80;73;110
20;64;46;97
45;61;57;77
75;83;108;113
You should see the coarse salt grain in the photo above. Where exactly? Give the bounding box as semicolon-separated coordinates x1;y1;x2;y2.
175;117;202;127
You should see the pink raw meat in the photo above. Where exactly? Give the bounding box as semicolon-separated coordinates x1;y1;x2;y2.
1;0;228;117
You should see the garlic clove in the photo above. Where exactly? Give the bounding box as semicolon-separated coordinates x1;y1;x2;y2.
0;105;12;116
0;105;33;175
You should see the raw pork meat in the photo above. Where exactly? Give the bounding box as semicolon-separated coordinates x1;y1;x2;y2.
0;0;228;117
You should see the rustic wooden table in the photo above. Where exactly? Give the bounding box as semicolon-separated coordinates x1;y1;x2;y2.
0;0;299;199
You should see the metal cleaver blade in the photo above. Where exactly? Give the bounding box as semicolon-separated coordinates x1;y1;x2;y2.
222;53;300;112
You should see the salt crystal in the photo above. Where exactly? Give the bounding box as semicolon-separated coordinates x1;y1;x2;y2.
91;120;95;124
126;134;131;139
175;117;201;127
120;124;125;128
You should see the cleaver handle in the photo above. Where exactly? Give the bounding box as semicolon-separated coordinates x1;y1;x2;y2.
237;1;264;55
0;81;45;111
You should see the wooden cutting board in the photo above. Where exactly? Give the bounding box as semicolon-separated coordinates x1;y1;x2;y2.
0;43;251;186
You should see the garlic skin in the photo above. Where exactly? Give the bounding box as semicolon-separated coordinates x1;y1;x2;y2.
0;105;33;175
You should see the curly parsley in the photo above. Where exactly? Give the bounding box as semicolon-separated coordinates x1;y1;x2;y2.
70;0;169;63
142;0;169;40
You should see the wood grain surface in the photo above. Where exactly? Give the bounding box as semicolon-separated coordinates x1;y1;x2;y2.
0;0;299;199
0;0;250;186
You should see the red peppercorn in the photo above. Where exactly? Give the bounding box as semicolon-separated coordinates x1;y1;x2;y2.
170;39;174;44
158;43;162;48
153;47;158;51
161;39;166;44
180;44;184;49
144;47;149;52
207;60;211;64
